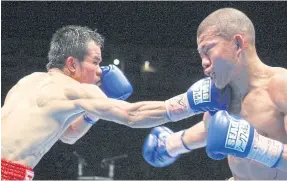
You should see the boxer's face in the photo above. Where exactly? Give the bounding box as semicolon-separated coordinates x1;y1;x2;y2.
197;29;240;89
73;41;103;85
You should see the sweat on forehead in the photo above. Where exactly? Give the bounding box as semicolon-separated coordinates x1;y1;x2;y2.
196;8;255;45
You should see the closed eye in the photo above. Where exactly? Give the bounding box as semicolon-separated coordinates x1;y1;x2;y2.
93;58;102;65
205;48;211;56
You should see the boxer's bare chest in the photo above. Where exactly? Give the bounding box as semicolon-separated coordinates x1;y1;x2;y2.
229;87;285;141
228;87;287;179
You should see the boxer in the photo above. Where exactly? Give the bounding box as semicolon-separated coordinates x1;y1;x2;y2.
1;25;230;180
142;8;287;180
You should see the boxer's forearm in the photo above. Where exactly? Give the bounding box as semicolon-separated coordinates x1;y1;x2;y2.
75;99;170;128
176;112;209;150
182;121;207;149
124;101;170;128
166;121;207;157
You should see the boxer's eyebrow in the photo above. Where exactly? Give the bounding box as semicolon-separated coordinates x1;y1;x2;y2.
198;43;215;54
94;56;102;63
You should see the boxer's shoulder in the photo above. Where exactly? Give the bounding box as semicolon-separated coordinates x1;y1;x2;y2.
5;72;49;102
17;72;48;85
270;66;287;74
80;83;106;98
61;83;106;100
268;69;287;108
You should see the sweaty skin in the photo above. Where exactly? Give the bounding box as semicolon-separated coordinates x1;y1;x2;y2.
181;68;287;180
226;68;287;180
194;16;287;178
1;71;170;168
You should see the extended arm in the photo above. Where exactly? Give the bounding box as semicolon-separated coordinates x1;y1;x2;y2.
60;96;174;144
75;98;170;128
74;76;230;128
61;76;230;143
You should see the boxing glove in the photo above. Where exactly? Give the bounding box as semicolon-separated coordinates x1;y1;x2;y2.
187;77;231;113
206;110;284;168
100;65;133;100
165;77;231;122
142;127;180;167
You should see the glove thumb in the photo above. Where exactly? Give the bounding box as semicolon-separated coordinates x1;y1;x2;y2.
207;151;227;160
142;134;158;163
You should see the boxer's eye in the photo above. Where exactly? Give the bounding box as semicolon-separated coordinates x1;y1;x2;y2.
93;57;102;64
205;48;211;56
93;59;101;65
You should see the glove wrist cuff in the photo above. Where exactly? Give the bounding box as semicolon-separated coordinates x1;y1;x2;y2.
165;93;195;122
247;131;284;168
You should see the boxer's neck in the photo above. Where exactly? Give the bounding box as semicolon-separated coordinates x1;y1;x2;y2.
229;51;269;101
49;68;65;73
48;68;78;83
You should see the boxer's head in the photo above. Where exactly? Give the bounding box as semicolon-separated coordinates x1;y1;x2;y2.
47;25;104;85
196;8;255;89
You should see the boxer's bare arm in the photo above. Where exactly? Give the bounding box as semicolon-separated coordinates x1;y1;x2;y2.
60;85;186;143
269;72;287;171
60;115;93;144
4;85;17;104
73;98;170;128
59;84;108;144
181;112;210;149
165;112;209;156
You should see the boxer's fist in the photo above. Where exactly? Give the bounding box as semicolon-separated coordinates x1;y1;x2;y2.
206;111;283;168
187;77;231;114
206;110;254;159
142;127;179;167
100;65;133;100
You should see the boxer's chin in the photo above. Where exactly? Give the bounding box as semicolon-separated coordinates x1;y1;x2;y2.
214;77;228;89
215;82;225;89
95;81;101;86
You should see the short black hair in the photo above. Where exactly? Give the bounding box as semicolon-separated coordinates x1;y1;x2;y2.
46;25;104;70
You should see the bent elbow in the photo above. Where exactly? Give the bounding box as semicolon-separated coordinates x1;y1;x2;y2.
125;113;144;128
124;119;137;128
60;136;77;145
123;111;149;128
125;118;149;129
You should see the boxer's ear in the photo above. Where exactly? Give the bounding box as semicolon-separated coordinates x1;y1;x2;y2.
66;56;77;73
233;34;244;57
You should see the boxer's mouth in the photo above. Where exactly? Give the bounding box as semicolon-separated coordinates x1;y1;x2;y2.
96;81;101;86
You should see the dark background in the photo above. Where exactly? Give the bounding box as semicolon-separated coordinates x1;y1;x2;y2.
2;1;287;180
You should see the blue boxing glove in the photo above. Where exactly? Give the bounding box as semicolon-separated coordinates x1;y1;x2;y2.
142;127;191;167
100;65;133;100
165;77;231;122
206;110;284;168
187;77;230;113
